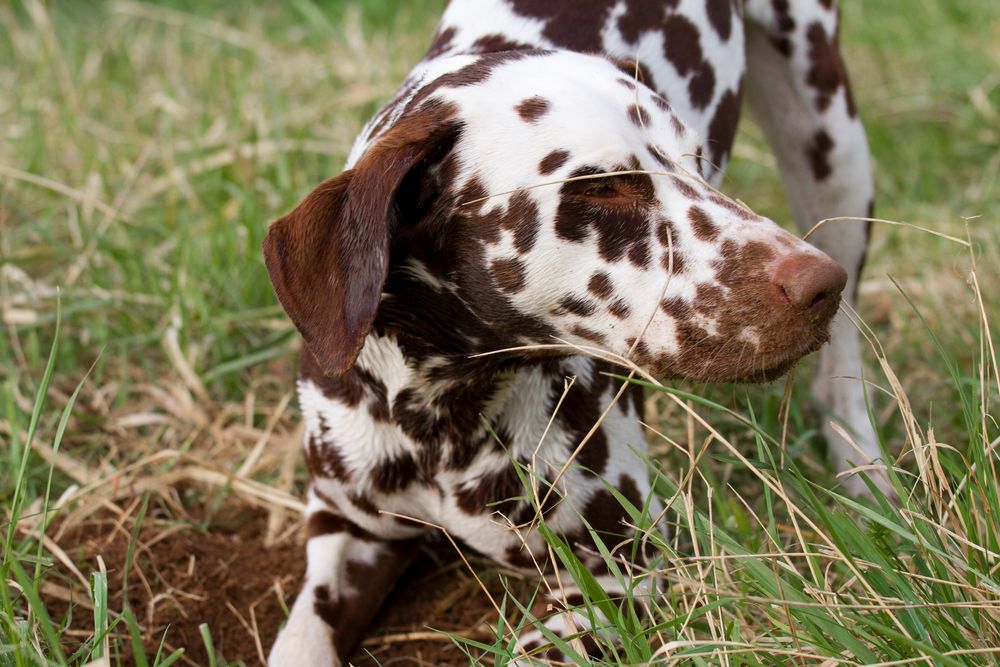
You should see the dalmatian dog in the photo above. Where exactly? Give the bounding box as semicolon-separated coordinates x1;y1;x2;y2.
265;0;876;664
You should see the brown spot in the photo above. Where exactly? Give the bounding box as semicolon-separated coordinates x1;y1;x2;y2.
454;464;523;515
588;272;614;299
516;96;551;122
806;129;834;180
505;543;540;569
570;324;608;345
688;206;719;241
490;258;527;293
661;296;693;321
805;21;857;117
628;238;651;269
370;453;420;494
627;103;651;127
609;57;653;86
313;585;342;630
619;475;643;508
709;194;760;221
618;0;676;43
625;337;651;364
768;0;796;55
301;349;390;423
609;299;631;319
656;219;678;248
706;88;742;169
512;0;619;52
661;249;686;273
647;144;672;169
470;33;536;54
539;149;570;175
578;634;602;657
425;26;456;59
688;62;716;110
663;14;702;76
306;500;384;542
694;145;706;176
772;0;795;32
501;189;541;253
579;486;632;547
305;434;352;480
347;492;380;516
306;510;347;539
707;0;733;40
771;35;793;57
671;176;703;201
405;51;535;113
555;296;597;317
556;369;611;477
456;456;560;525
543;646;567;662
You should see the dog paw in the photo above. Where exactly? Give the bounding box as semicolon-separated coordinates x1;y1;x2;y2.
268;604;340;667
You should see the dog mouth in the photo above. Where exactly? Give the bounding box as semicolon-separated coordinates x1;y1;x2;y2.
722;329;834;384
734;355;804;384
736;328;833;383
643;328;832;385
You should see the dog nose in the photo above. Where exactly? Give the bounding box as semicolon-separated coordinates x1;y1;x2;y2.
772;253;848;311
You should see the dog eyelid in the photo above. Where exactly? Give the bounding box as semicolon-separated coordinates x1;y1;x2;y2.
582;179;621;199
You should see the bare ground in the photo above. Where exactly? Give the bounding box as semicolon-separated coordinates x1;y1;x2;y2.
48;501;527;666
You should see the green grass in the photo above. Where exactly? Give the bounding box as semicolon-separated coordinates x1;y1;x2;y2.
1;0;999;665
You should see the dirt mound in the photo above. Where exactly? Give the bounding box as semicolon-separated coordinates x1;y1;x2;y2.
48;505;522;666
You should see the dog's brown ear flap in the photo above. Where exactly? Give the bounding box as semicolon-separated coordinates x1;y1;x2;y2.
263;102;458;376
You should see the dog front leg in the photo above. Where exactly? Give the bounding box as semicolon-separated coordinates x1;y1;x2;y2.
269;489;418;666
744;1;886;494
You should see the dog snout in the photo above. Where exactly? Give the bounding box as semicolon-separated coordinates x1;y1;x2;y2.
771;252;848;314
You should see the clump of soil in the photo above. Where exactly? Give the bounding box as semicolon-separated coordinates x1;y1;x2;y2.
47;504;526;666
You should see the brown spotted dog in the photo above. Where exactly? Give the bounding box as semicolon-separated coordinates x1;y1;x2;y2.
265;0;876;664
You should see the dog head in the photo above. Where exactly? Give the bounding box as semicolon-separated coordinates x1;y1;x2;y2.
264;51;846;383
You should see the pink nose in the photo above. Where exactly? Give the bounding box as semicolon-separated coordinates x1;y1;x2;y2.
772;253;848;312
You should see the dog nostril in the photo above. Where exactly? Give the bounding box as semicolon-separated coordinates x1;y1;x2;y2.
771;253;848;312
778;284;791;304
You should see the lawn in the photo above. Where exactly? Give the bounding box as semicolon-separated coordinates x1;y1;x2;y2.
1;1;999;665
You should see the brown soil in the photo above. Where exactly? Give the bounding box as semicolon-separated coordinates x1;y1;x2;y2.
48;503;527;666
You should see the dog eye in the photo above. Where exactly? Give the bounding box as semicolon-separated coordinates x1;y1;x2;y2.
584;181;620;198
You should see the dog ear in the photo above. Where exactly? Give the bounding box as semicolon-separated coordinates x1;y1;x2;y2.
263;102;458;376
